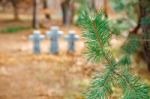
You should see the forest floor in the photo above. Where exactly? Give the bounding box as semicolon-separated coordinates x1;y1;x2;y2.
0;20;150;99
0;20;102;99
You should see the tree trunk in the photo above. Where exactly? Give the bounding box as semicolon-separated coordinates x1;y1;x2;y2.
103;0;108;17
61;0;74;25
90;0;96;11
129;18;141;34
11;0;19;20
0;0;5;12
130;2;141;34
33;0;40;29
43;0;51;20
140;0;150;72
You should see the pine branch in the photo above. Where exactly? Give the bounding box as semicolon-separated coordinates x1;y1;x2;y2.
116;72;150;99
79;11;150;99
92;21;115;65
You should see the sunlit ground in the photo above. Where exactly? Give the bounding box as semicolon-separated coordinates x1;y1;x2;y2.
0;11;150;99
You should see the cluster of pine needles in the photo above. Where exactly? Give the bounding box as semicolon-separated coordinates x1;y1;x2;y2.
78;11;150;99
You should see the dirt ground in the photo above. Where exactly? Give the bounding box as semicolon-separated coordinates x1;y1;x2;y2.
0;20;104;99
0;20;150;99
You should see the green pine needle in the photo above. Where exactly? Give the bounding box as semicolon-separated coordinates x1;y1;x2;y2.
79;11;150;99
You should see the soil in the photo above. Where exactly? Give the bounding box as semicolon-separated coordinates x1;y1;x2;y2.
0;19;149;99
0;20;103;99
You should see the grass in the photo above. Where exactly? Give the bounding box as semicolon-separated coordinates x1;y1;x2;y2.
0;26;31;33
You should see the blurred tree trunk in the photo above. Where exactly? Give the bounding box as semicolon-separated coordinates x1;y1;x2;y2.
61;0;74;25
90;0;96;11
10;0;19;20
43;0;51;20
61;0;68;25
140;0;150;71
0;0;6;12
103;0;108;17
130;16;141;34
33;0;40;29
130;2;141;34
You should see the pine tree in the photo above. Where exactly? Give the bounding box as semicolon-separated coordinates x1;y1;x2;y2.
110;0;140;35
78;11;150;99
110;0;150;72
140;0;150;71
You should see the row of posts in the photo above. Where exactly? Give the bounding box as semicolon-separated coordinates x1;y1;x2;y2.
29;26;79;54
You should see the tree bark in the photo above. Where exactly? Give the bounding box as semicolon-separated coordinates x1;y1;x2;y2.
90;0;96;11
139;0;150;72
130;2;141;34
61;0;74;25
32;0;40;29
43;0;51;20
10;0;19;20
0;0;6;12
129;18;141;34
103;0;108;17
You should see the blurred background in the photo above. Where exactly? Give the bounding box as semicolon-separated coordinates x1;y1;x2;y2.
0;0;150;99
